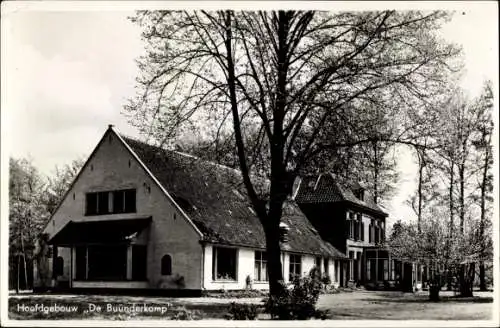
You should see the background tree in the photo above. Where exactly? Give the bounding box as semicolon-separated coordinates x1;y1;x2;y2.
389;216;450;301
469;81;494;291
9;157;50;291
126;10;460;296
9;156;85;291
45;158;85;215
403;81;495;296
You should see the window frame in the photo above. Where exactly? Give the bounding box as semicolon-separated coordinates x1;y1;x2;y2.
212;246;238;281
85;188;137;216
54;256;64;277
254;251;268;282
288;254;302;281
161;254;172;276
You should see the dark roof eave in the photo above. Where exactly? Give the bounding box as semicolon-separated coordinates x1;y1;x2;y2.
201;239;345;258
343;200;388;218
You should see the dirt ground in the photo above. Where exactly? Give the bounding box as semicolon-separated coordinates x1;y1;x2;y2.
316;290;494;320
8;289;494;320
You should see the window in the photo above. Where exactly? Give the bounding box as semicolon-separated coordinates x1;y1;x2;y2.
324;258;329;275
357;214;364;241
54;256;64;276
212;247;237;280
97;192;109;214
356;189;365;201
348;251;354;281
86;189;136;215
254;251;268;281
132;245;147;280
289;254;302;281
75;246;86;280
161;254;172;276
391;259;396;280
346;212;356;239
354;219;359;240
367;259;371;280
86;193;98;215
315;256;322;270
87;245;127;281
383;259;389;280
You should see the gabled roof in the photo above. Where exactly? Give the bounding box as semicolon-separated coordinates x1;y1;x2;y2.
295;174;388;217
122;136;345;258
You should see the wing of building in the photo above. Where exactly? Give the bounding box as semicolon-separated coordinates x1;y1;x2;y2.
36;125;423;294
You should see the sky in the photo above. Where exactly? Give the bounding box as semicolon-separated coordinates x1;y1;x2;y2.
1;1;498;224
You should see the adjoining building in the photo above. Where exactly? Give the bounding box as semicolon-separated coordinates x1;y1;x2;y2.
296;174;423;291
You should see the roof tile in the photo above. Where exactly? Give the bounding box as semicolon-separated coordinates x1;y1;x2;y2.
123;136;345;258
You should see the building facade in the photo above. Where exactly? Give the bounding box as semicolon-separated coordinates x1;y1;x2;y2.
295;174;422;291
36;126;346;293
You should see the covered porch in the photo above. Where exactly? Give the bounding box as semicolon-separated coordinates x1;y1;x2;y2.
47;217;151;290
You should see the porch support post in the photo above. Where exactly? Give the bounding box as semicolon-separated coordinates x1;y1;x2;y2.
126;245;133;280
85;247;89;280
70;246;73;288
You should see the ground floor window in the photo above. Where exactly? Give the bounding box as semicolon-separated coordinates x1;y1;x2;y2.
315;256;322;270
87;245;127;281
348;251;354;281
132;245;147;280
289;254;302;281
212;247;237;281
74;244;148;281
161;254;172;276
54;256;64;276
254;251;268;281
324;258;329;275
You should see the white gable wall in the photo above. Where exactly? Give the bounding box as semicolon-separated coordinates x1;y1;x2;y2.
43;129;203;290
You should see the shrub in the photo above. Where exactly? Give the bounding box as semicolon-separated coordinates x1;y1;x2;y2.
170;307;201;320
263;269;325;320
225;302;259;320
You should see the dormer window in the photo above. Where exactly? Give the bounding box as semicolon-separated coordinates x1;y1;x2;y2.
355;189;365;201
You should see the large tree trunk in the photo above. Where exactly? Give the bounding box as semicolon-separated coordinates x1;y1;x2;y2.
264;222;285;296
372;141;379;204
459;263;475;297
446;160;455;291
416;148;425;233
479;263;486;291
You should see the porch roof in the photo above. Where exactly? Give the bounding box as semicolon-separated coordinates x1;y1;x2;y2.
48;217;152;245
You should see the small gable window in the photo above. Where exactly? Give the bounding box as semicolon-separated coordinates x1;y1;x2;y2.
161;255;172;275
85;189;136;215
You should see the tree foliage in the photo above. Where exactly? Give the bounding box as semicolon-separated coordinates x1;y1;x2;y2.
9;158;50;260
9;157;85;290
45;158;85;215
400;80;495;296
126;9;461;295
